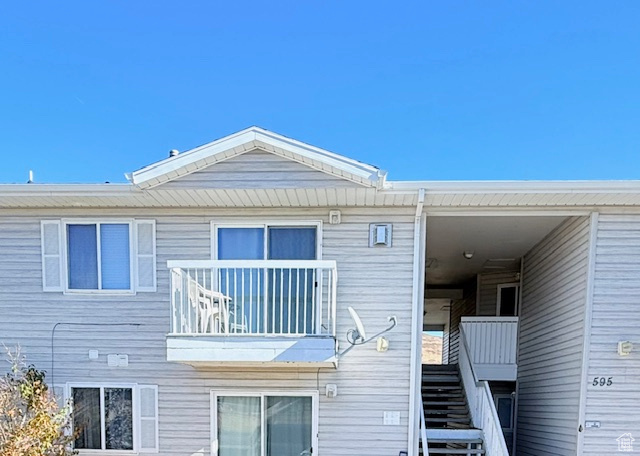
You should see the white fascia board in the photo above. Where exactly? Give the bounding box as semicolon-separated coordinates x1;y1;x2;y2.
130;126;385;188
0;183;136;196
389;180;640;194
131;129;258;186
253;129;383;183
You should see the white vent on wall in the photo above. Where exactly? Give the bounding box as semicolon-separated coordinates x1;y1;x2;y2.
369;224;392;247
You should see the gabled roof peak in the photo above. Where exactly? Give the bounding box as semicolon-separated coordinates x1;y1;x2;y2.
129;126;387;189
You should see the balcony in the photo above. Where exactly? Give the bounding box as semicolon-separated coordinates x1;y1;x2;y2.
460;316;519;381
166;260;338;367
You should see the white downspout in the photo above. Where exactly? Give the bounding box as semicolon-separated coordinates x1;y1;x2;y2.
408;188;426;456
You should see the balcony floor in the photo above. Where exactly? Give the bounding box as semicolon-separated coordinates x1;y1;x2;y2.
166;334;337;368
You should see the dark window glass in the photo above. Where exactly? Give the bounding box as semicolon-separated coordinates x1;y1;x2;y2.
105;388;134;450
499;286;518;316
497;397;513;429
73;388;101;449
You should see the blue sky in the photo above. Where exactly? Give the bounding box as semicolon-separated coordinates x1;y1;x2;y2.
1;1;639;183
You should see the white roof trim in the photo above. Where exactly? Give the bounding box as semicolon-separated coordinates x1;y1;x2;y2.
389;180;640;194
0;184;136;195
130;127;386;189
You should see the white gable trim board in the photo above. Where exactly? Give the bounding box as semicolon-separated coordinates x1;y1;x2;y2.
130;127;386;189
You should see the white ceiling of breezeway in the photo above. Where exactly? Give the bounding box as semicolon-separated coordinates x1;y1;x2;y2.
426;215;568;286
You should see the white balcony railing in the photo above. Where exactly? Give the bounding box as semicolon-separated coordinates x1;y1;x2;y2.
168;260;337;337
460;316;518;381
459;325;510;456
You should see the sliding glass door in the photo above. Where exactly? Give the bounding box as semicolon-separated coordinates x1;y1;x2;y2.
267;227;316;334
216;394;314;456
216;225;317;334
217;228;265;333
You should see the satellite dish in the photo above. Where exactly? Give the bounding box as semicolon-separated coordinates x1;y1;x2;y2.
340;307;398;358
348;306;367;341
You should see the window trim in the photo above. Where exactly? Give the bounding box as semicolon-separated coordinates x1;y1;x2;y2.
62;219;136;295
210;389;319;456
493;393;515;432
210;220;323;261
66;383;139;455
496;282;520;317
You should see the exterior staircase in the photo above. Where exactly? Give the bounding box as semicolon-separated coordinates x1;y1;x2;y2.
420;364;485;456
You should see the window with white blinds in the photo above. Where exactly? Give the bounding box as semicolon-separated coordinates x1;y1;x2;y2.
41;219;156;293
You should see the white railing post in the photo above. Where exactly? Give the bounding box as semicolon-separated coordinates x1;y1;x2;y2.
331;266;337;337
420;399;429;456
170;268;178;333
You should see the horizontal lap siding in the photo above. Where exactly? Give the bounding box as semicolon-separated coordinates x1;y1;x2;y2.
478;271;520;316
0;206;415;456
516;216;590;456
448;290;476;364
582;214;640;455
161;150;364;189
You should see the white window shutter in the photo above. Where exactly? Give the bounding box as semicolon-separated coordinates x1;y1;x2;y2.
52;385;73;437
41;220;63;291
135;220;156;292
138;385;159;453
51;384;66;408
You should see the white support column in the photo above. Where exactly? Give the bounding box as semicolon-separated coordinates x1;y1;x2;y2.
408;189;426;456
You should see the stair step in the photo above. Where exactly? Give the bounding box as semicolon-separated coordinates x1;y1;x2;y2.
425;417;471;423
422;375;461;382
428;439;484;445
422;393;465;398
422;385;463;390
427;410;469;416
423;364;459;371
425;449;485;455
424;401;467;407
426;428;483;439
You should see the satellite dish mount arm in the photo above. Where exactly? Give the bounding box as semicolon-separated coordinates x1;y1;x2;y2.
339;307;398;357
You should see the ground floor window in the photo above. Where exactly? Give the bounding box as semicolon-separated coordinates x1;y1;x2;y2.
67;383;158;453
213;392;317;456
73;387;134;450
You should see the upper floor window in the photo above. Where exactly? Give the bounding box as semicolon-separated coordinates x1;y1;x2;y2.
41;219;156;293
68;223;131;290
496;283;520;317
214;224;319;261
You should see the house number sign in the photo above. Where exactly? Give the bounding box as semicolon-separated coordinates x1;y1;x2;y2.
592;377;613;387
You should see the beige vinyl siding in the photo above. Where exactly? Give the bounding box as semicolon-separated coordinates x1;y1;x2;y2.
0;206;415;456
516;216;591;456
581;214;640;455
447;286;476;364
442;326;450;364
160;149;365;189
477;270;520;316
